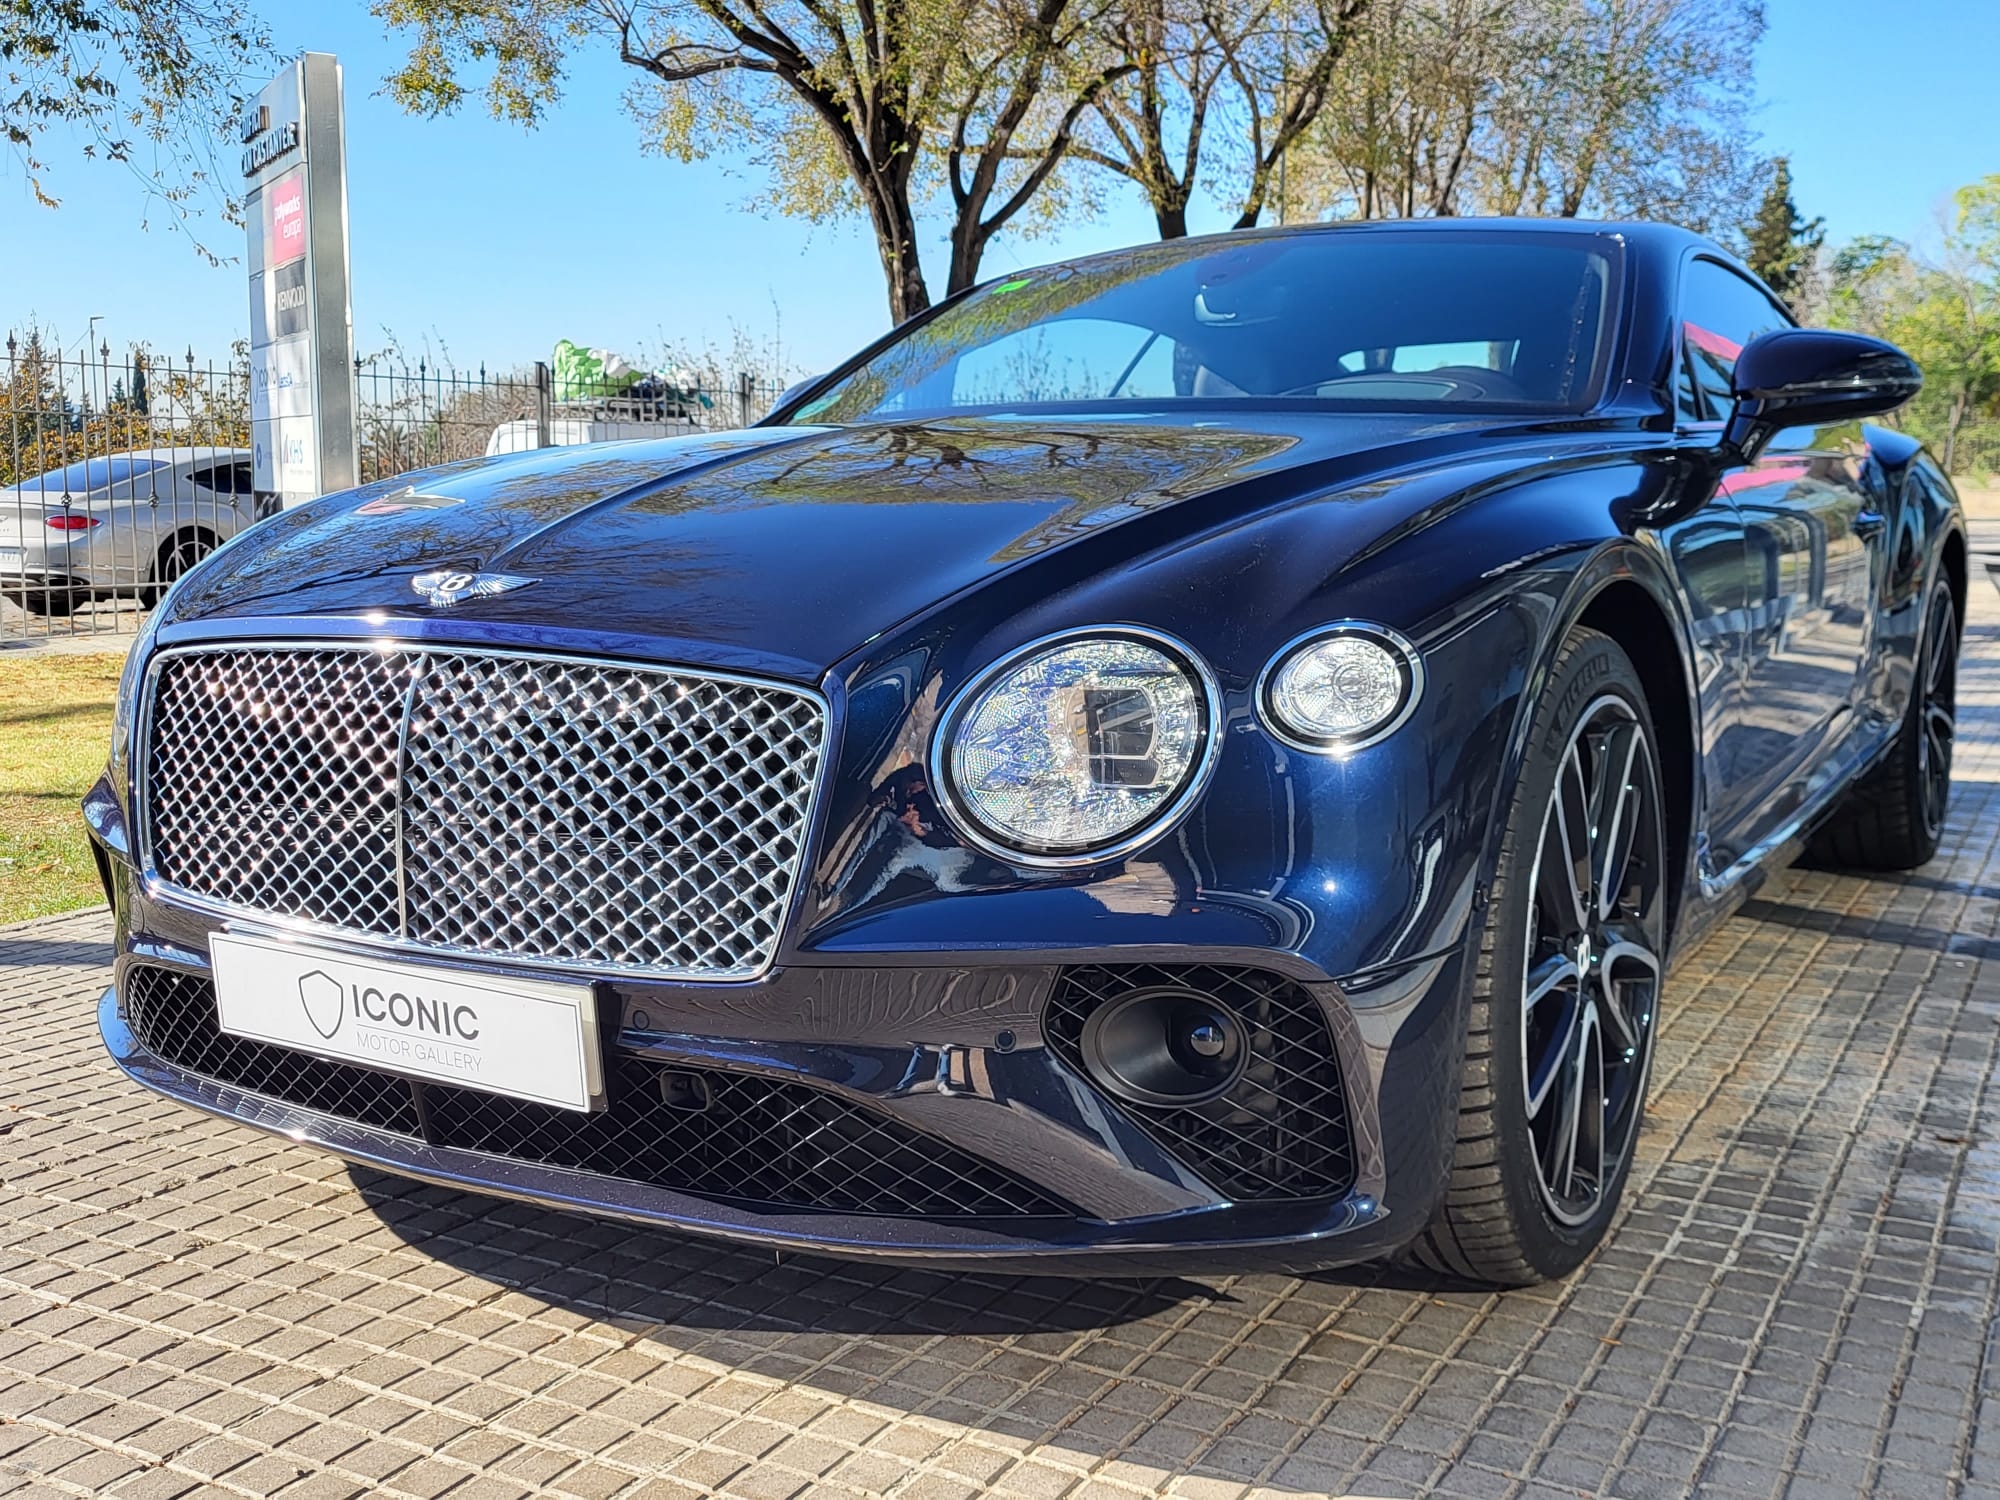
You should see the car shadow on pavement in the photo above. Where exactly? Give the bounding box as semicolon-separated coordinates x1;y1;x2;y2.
347;1165;1222;1338
1736;895;2000;960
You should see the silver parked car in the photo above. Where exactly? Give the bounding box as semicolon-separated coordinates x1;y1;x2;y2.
0;449;270;616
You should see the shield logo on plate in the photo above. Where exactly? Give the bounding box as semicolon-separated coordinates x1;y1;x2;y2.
297;970;345;1041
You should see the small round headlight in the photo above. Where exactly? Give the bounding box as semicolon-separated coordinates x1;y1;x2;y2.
1260;624;1421;752
938;631;1217;862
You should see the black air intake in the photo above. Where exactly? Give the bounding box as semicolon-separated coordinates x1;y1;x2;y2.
1044;964;1355;1202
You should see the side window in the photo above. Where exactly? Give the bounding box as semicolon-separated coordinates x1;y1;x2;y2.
1677;258;1793;421
188;463;251;498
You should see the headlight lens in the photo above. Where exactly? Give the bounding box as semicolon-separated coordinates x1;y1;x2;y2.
943;634;1213;859
1262;626;1420;751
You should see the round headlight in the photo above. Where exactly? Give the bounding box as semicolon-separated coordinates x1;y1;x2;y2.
1260;624;1421;752
939;632;1216;862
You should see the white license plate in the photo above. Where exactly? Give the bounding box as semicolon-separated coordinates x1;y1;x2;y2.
209;932;602;1111
0;548;22;571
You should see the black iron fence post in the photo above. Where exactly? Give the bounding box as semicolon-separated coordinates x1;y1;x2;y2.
536;362;552;450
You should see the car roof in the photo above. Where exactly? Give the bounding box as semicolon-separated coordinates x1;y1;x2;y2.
985;216;1744;293
108;448;254;464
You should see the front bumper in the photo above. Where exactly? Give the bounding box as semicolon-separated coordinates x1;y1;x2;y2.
95;866;1469;1274
103;988;1418;1273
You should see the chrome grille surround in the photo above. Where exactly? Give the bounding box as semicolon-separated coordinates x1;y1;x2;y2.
138;642;827;979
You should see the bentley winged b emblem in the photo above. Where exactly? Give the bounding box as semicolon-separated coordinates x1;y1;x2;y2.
411;568;536;607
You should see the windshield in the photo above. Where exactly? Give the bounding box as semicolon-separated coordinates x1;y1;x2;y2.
12;457;169;494
790;231;1619;423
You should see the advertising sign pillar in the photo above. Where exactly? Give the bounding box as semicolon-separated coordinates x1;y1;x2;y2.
242;53;356;506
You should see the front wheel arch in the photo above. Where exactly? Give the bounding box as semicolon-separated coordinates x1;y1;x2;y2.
1480;549;1702;960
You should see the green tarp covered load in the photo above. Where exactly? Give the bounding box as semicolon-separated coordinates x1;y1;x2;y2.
551;341;715;415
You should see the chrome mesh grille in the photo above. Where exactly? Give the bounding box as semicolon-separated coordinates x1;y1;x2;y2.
142;644;825;978
146;647;409;935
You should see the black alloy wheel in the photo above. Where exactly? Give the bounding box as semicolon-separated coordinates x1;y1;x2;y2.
1519;694;1666;1227
1409;627;1668;1286
1915;586;1958;845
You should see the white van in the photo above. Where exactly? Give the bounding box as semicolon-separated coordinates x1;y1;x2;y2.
485;415;702;457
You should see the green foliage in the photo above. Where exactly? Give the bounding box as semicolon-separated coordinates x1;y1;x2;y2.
1742;155;1822;298
1;0;271;260
1291;0;1763;232
1826;175;2000;478
0;329;77;487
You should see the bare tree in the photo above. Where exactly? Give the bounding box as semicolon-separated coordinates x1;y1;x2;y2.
379;0;1128;321
1067;0;1369;237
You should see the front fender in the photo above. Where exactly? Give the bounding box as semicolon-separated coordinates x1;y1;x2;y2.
789;454;1685;987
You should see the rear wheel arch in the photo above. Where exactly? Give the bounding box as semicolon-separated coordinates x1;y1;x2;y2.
151;524;222;584
1941;527;1967;636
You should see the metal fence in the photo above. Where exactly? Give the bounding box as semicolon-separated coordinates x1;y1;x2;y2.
354;360;789;484
2;336;789;643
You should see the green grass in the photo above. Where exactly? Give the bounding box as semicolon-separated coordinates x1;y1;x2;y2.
0;653;123;924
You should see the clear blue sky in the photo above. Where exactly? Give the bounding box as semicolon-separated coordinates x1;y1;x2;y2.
2;0;1995;377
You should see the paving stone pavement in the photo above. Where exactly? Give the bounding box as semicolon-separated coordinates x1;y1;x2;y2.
5;579;2000;1500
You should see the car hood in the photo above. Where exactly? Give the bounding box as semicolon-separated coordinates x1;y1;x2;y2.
161;413;1574;681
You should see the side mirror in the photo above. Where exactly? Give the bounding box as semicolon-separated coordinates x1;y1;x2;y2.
1722;328;1922;460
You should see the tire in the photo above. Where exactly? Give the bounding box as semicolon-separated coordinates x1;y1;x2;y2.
1807;579;1958;872
1407;627;1670;1286
9;586;79;618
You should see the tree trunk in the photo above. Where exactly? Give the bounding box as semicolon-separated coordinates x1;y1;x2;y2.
946;217;987;298
866;181;932;323
1157;201;1190;238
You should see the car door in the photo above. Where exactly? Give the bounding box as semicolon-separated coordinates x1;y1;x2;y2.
1652;469;1751;876
94;456;172;589
1677;257;1879;858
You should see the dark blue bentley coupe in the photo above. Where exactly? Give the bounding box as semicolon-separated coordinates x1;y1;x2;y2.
88;219;1964;1285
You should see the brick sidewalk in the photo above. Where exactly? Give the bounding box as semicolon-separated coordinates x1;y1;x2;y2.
4;584;1999;1500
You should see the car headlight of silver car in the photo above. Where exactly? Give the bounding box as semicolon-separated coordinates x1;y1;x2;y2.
1258;623;1423;753
936;630;1219;863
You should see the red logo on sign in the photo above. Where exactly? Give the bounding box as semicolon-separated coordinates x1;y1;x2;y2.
265;172;306;267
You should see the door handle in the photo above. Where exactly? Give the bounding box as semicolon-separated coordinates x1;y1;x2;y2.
1854;509;1886;540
